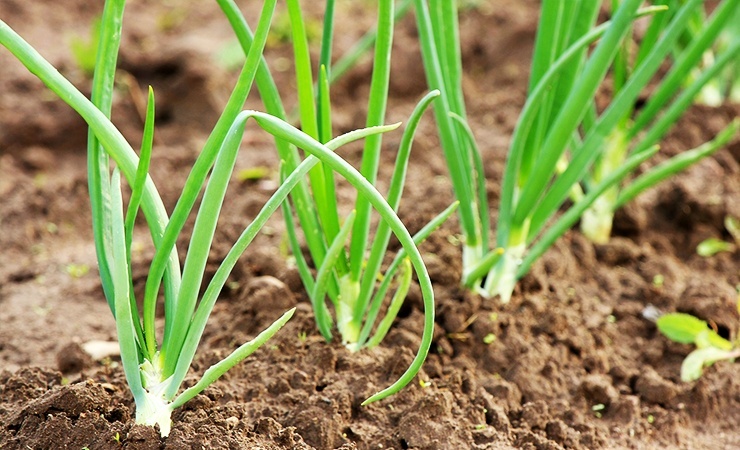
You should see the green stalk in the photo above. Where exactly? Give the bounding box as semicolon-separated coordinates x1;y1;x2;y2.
497;19;613;247
366;258;412;348
549;0;601;121
616;119;740;208
318;65;334;144
87;0;126;313
430;0;464;117
216;0;327;279
520;1;577;184
285;0;322;191
523;1;600;185
281;168;316;295
611;0;632;99
317;64;345;276
414;0;482;267
518;146;659;278
356;201;458;350
124;87;155;256
315;210;357;341
122;87;155;349
330;0;413;84
463;248;504;289
287;0;319;140
111;169;176;436
170;308;295;410
160;117;247;377
0;20;178;330
450;113;490;279
579;128;628;243
433;0;489;259
286;0;344;297
108;170;148;427
319;0;336;74
351;90;439;341
635;0;674;69
150;0;277;366
348;0;394;282
527;0;562;92
583;3;636;243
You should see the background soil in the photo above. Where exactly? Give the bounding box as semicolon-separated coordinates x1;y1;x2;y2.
1;1;739;449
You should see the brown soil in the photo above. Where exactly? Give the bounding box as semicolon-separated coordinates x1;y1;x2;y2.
1;1;739;449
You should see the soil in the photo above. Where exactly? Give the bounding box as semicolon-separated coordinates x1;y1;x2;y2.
1;1;739;449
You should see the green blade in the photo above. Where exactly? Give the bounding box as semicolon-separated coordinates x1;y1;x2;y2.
216;0;328;279
170;307;295;410
617;119;739;208
519;146;658;277
146;0;277;361
124;86;155;256
356;201;459;350
354;90;439;328
313;210;357;341
109;170;147;406
330;0;413;84
349;0;395;282
366;258;412;348
413;0;480;253
86;0;129;315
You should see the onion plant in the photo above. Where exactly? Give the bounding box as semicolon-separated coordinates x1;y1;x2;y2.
657;309;740;381
218;0;455;401
696;216;740;257
414;0;740;302
577;0;740;243
0;0;438;435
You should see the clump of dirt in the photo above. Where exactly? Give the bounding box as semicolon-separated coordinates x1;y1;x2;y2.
1;0;739;449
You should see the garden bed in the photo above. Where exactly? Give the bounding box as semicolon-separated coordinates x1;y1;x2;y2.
1;1;738;449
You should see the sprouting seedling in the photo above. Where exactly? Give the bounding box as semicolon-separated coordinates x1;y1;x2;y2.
697;238;735;257
657;311;740;381
0;0;436;435
217;0;454;404
696;216;740;257
412;0;740;302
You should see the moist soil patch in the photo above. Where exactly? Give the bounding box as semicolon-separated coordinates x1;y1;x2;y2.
1;1;739;449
